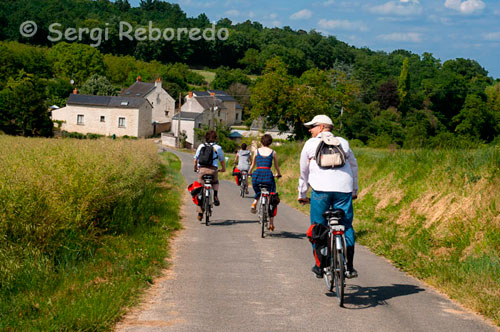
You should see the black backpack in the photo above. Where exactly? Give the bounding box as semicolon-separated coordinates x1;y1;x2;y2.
315;134;346;169
198;143;215;167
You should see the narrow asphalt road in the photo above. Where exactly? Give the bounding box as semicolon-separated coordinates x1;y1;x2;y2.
115;148;497;332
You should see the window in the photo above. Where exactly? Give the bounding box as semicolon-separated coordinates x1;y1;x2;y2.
218;110;221;117
236;113;239;120
118;117;126;128
100;116;105;122
77;114;84;125
198;123;201;128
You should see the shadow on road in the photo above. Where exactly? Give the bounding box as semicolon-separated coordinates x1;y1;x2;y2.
208;219;260;226
268;231;307;239
326;284;425;309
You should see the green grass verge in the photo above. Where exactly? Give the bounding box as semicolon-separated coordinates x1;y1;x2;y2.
190;69;216;84
222;141;500;326
0;151;183;331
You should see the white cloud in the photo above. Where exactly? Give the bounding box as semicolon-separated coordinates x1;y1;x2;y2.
377;32;422;42
318;19;368;31
224;9;240;16
444;0;485;14
323;0;335;5
290;9;313;20
484;32;500;41
369;0;422;16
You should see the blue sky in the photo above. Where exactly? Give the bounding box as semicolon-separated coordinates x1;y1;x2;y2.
130;0;500;78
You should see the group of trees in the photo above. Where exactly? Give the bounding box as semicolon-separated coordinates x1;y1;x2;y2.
1;0;499;147
251;55;500;147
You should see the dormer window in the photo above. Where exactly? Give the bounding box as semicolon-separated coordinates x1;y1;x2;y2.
120;101;129;106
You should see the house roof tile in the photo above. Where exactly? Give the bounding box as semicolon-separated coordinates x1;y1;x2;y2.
67;94;149;109
120;81;156;97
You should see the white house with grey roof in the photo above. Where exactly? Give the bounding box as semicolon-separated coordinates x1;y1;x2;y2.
51;93;154;137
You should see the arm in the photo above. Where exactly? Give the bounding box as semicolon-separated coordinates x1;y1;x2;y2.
234;152;239;166
193;158;198;173
347;147;359;199
298;143;310;200
248;152;257;175
217;146;226;172
273;151;281;177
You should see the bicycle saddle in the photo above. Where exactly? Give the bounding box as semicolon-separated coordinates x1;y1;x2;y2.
258;184;270;190
202;174;214;181
323;208;345;220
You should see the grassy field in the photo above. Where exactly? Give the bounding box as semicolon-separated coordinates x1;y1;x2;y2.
223;141;500;325
190;69;216;84
0;136;183;331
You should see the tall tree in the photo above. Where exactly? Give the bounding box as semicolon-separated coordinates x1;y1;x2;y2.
0;71;52;136
398;57;410;113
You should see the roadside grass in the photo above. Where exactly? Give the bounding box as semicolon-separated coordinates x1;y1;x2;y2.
0;136;183;331
223;141;500;325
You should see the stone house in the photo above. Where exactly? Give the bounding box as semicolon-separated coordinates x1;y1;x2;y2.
191;90;243;126
120;77;175;132
51;94;154;137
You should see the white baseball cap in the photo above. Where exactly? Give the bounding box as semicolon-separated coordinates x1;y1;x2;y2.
304;114;333;128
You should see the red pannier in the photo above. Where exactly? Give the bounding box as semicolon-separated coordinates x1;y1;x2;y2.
232;167;241;185
187;181;203;206
306;223;329;268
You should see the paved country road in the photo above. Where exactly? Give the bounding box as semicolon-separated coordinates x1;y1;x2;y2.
115;149;497;332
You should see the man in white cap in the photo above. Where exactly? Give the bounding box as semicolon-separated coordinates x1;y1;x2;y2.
298;114;359;278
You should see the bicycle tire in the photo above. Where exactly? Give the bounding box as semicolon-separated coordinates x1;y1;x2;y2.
261;199;267;238
204;191;210;226
334;238;345;306
324;237;335;292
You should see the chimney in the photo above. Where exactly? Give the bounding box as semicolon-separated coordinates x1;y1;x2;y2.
188;91;193;98
155;77;162;88
136;75;142;82
73;88;78;94
209;92;215;96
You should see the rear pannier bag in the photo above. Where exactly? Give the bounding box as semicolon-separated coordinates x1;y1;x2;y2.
268;192;280;217
187;181;203;206
307;223;329;268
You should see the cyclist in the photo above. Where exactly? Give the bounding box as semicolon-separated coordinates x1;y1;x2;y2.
194;130;226;221
234;143;251;194
297;115;359;279
249;134;282;231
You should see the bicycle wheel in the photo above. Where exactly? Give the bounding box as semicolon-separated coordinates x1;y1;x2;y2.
333;237;345;306
204;193;210;226
324;238;335;292
240;183;244;197
261;201;267;238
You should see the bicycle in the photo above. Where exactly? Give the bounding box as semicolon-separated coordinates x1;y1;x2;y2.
257;184;271;238
201;174;214;226
322;208;348;306
255;175;281;238
239;171;248;197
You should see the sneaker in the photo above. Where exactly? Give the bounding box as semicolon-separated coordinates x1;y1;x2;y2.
197;213;203;221
245;188;249;194
214;197;220;206
345;268;358;279
250;203;257;214
311;265;323;278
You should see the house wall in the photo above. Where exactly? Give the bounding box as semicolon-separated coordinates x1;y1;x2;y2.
146;83;175;123
222;100;236;125
181;97;205;113
52;104;152;137
172;119;196;146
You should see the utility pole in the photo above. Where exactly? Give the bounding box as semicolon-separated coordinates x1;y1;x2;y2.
177;92;181;148
210;92;216;130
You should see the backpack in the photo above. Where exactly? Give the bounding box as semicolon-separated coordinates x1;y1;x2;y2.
315;133;346;169
307;223;329;268
198;143;215;167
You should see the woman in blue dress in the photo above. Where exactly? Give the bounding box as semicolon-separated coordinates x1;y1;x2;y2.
248;134;282;231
